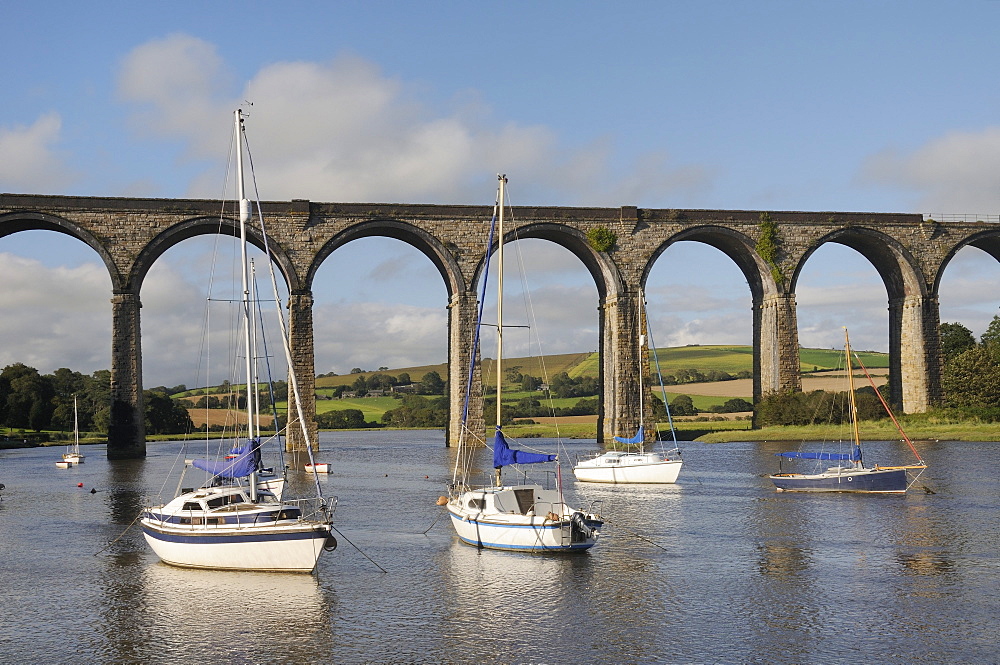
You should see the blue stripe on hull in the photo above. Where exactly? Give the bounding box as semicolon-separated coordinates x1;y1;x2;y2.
771;468;907;493
454;533;596;552
141;524;329;545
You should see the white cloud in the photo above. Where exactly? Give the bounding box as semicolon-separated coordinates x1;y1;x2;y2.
312;301;446;374
115;35;712;206
0;112;77;193
861;127;1000;214
0;253;110;373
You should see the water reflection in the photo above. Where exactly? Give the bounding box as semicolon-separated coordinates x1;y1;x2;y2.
139;565;334;663
5;435;1000;663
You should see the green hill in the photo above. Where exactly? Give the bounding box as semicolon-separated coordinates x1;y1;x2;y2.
311;345;887;395
569;345;887;378
182;345;889;428
316;352;595;388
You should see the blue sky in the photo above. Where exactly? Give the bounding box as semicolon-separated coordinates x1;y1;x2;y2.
3;1;1000;387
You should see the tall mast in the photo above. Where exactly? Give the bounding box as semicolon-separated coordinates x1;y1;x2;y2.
235;110;256;442
235;109;258;500
495;174;507;431
637;287;646;453
844;327;862;465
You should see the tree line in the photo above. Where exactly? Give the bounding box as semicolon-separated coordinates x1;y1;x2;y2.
0;363;192;437
754;316;1000;427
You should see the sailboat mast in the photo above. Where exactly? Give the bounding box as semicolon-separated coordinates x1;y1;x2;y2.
495;174;507;431
235;110;257;442
637;287;647;452
844;327;862;463
235;109;258;501
73;395;79;453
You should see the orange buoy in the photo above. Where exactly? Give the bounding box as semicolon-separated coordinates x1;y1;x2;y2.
436;496;448;506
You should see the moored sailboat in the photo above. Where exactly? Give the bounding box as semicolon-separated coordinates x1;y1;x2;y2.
769;327;928;493
445;175;602;552
573;288;683;484
140;109;335;572
57;396;85;467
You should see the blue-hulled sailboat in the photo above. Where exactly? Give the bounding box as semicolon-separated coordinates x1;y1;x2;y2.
445;175;602;552
769;328;927;493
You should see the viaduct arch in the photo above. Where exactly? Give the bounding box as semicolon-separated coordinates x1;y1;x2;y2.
1;194;996;458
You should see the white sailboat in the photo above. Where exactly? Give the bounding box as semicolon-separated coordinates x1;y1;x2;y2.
573;288;684;484
445;175;602;552
57;396;84;467
140;109;336;572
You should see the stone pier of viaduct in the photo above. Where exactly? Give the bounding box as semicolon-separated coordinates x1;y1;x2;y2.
2;193;997;459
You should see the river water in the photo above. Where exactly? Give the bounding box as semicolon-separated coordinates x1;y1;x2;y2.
0;431;997;664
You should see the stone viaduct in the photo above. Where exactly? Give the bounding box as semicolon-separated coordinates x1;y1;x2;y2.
2;193;998;459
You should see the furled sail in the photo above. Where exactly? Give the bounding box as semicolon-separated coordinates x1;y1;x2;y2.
192;439;261;479
775;446;861;461
492;429;556;468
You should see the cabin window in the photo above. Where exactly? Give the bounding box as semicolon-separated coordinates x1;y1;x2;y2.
182;502;201;511
467;498;485;511
192;516;225;525
206;493;245;509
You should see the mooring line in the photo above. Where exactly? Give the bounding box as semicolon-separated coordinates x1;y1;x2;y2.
421;508;446;535
95;509;144;557
601;515;671;552
330;525;388;573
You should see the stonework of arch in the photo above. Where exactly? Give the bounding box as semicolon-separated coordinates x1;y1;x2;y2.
789;226;935;412
641;225;798;424
2;193;997;459
472;222;625;442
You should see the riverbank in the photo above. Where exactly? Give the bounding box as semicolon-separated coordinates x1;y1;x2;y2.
9;419;1000;450
697;420;1000;443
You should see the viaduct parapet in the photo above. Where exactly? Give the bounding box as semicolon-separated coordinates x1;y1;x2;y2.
2;193;996;458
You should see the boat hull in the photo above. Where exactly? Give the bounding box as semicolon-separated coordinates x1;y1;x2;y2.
770;467;908;493
447;485;601;552
573;452;682;484
447;511;600;552
140;520;332;572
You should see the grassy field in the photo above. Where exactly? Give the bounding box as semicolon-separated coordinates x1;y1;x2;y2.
315;352;594;389
569;345;887;378
699;420;1000;443
179;344;891;434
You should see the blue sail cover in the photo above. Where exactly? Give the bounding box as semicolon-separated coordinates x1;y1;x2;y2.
614;425;644;445
775;446;861;461
493;429;556;468
192;439;260;479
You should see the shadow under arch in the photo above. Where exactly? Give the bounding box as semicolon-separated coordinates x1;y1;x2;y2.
469;221;624;300
789;226;926;300
933;228;1000;295
128;214;300;294
0;211;124;289
643;225;772;300
306;218;466;298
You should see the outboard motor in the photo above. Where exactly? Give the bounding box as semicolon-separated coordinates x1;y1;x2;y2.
570;511;596;540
